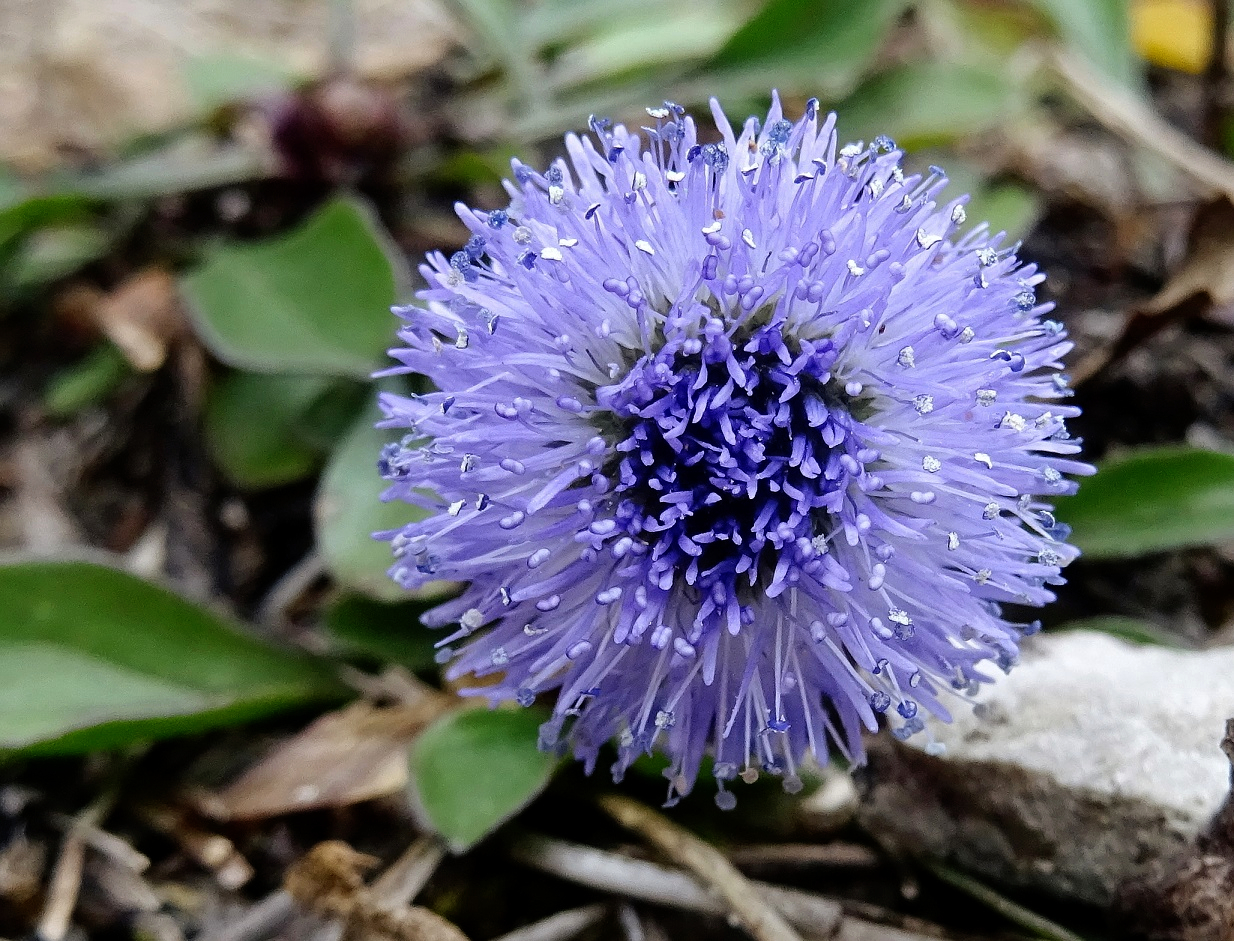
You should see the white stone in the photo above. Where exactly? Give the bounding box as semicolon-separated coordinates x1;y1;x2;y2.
858;631;1234;904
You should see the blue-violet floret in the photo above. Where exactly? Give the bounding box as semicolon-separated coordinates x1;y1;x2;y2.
377;94;1090;807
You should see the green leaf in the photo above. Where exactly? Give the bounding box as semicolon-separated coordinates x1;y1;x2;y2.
56;139;276;201
1051;616;1183;648
1055;445;1234;559
0;193;97;255
711;0;907;93
0;560;342;754
1028;0;1139;88
205;372;333;489
182;53;300;113
43;343;133;418
315;408;426;600
0;169;26;211
837;62;1023;149
5;223;111;291
324;595;443;672
409;707;557;851
181;197;407;378
965;182;1044;241
550;8;741;89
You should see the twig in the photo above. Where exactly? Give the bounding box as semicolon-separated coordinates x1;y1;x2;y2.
598;794;803;941
257;551;325;628
491;904;608;941
726;843;880;872
510;833;843;937
1048;47;1234;201
37;794;115;941
139;804;254;889
368;835;447;911
925;861;1087;941
512;834;947;941
50;814;150;872
617;904;644;941
198;891;296;941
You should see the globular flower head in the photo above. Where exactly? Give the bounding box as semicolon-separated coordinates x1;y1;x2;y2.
377;94;1089;807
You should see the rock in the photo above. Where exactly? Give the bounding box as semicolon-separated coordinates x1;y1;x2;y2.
856;631;1234;906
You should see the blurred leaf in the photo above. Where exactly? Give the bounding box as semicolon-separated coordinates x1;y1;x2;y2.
182;197;407;378
433;149;518;188
966;182;1044;240
550;8;741;89
837;62;1022;148
1131;0;1211;74
450;0;541;101
1056;446;1234;559
0;170;26;210
297;381;373;452
57;139;277;202
0;560;342;754
1029;0;1139;87
324;594;443;672
43;343;133;418
933;159;1044;240
409;707;556;851
315;408;426;601
712;0;907;92
205;372;333;489
522;0;667;47
182;53;300;112
1051;616;1184;647
5;223;111;291
0;193;98;257
926;0;1041;62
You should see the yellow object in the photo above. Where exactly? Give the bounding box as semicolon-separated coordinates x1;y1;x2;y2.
1132;0;1214;73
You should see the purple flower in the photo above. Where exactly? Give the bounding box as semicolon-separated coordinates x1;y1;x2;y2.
377;94;1089;807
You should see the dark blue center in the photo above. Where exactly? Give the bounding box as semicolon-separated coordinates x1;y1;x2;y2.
597;317;872;599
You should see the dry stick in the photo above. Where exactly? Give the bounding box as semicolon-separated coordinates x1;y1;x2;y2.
256;551;325;627
511;833;843;938
50;813;150;872
1047;48;1234;201
598;794;803;941
924;862;1087;941
727;843;880;871
368;835;448;911
198;892;297;941
491;904;608;941
37;796;115;941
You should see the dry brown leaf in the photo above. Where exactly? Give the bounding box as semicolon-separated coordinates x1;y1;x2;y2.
285;841;468;941
210;697;452;821
91;268;185;371
1073;198;1234;384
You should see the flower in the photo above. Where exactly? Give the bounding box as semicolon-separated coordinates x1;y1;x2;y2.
377;94;1089;807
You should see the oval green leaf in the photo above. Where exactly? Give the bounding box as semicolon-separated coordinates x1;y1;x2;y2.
1028;0;1139;88
180;197;408;378
205;371;333;489
315;408;428;601
712;0;908;96
837;62;1022;150
0;560;342;755
1056;446;1234;559
409;707;556;851
324;594;443;673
